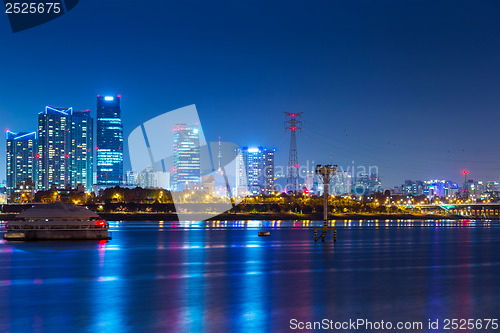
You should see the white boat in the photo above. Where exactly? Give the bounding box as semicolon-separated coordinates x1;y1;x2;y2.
3;203;111;241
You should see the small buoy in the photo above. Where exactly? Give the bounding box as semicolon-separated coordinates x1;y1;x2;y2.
258;231;270;236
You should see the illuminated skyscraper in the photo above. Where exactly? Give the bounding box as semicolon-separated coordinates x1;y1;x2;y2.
6;131;37;195
173;124;200;191
37;106;72;190
96;95;123;186
237;147;275;196
71;110;93;191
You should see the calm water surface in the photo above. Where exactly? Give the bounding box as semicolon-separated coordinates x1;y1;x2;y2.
0;220;499;332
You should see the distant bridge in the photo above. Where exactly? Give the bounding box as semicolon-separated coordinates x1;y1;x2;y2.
406;203;500;219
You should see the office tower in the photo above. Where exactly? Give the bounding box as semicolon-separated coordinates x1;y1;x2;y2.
96;95;123;186
172;124;200;191
237;147;275;196
423;180;459;198
137;167;170;189
37;106;72;190
352;173;382;195
402;180;425;196
71;110;93;191
126;170;138;186
6;131;37;195
263;147;275;194
304;171;315;191
331;171;351;195
235;151;247;197
486;181;499;192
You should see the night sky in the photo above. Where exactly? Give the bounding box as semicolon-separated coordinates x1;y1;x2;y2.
0;0;499;187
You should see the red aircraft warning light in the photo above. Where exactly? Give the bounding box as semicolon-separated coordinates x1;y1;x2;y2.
462;170;469;175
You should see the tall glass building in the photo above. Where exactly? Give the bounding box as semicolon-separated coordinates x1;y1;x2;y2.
37;106;72;190
71;110;93;191
236;147;275;196
6;131;37;195
173;124;200;191
96;95;123;186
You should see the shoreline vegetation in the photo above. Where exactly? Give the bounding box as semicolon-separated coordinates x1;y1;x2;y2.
0;211;465;221
4;187;485;222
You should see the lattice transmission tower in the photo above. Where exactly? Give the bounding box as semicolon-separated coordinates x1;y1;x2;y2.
284;112;302;193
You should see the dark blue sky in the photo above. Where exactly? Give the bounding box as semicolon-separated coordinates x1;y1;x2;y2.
1;0;499;187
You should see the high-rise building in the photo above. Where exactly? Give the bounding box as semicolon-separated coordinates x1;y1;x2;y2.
37;106;94;191
37;106;72;190
422;180;458;198
172;124;200;191
6;131;37;195
96;95;123;187
126;170;138;186
137;166;170;189
331;171;352;195
71;110;93;191
402;180;424;196
486;181;499;192
352;173;382;195
236;147;275;196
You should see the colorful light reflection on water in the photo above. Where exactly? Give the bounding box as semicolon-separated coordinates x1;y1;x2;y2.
0;220;499;332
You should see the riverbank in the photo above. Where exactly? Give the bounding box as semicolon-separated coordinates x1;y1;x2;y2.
0;211;468;221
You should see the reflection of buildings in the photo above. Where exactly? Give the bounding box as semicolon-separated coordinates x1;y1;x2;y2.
236;147;275;196
6;130;37;195
173;124;200;191
96;95;123;187
37;106;72;190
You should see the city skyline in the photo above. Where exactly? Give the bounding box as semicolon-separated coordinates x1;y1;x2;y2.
3;94;500;191
1;0;499;187
2;2;500;332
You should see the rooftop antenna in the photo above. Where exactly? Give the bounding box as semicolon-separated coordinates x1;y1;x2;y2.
218;136;222;171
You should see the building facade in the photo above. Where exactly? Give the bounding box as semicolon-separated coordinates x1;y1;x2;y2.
331;170;352;195
71;110;93;191
37;106;72;190
96;95;124;186
352;173;382;195
126;170;138;186
423;180;459;198
6;131;37;195
172;124;200;191
36;107;94;191
236;147;275;196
